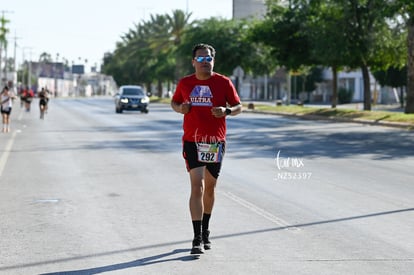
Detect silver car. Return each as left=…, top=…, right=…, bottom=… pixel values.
left=114, top=85, right=149, bottom=113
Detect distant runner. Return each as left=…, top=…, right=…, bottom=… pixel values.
left=38, top=87, right=50, bottom=119
left=1, top=86, right=16, bottom=133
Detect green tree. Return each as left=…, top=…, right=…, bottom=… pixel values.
left=254, top=0, right=403, bottom=110
left=373, top=66, right=407, bottom=107
left=103, top=22, right=154, bottom=86
left=164, top=10, right=193, bottom=89
left=144, top=13, right=176, bottom=95
left=102, top=10, right=192, bottom=95
left=338, top=0, right=395, bottom=111
left=407, top=19, right=414, bottom=113
left=251, top=1, right=313, bottom=71
left=0, top=16, right=7, bottom=43
left=250, top=1, right=316, bottom=103
left=387, top=0, right=414, bottom=113
left=307, top=0, right=351, bottom=107
left=38, top=52, right=53, bottom=62
left=178, top=18, right=266, bottom=77
left=308, top=0, right=405, bottom=108
left=304, top=67, right=324, bottom=93
left=0, top=15, right=10, bottom=84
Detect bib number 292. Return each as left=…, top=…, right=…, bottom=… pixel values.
left=197, top=143, right=223, bottom=163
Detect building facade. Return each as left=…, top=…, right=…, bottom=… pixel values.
left=233, top=0, right=267, bottom=19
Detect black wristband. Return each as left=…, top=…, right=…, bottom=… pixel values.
left=225, top=108, right=232, bottom=116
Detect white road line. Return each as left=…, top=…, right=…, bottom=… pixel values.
left=220, top=191, right=300, bottom=231
left=0, top=110, right=24, bottom=177
left=0, top=131, right=17, bottom=177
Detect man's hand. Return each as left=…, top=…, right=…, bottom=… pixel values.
left=180, top=102, right=191, bottom=114
left=171, top=101, right=191, bottom=114
left=211, top=106, right=226, bottom=118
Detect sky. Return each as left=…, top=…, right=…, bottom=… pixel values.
left=3, top=0, right=232, bottom=72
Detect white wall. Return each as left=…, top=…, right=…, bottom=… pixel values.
left=233, top=0, right=266, bottom=19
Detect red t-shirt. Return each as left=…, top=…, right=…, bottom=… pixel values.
left=173, top=73, right=241, bottom=142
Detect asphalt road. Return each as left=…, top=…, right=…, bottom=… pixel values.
left=0, top=97, right=413, bottom=275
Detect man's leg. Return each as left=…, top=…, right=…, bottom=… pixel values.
left=189, top=166, right=205, bottom=254
left=203, top=168, right=217, bottom=213
left=189, top=166, right=204, bottom=220
left=202, top=168, right=217, bottom=249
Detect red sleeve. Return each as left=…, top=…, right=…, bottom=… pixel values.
left=226, top=78, right=241, bottom=106
left=172, top=80, right=184, bottom=103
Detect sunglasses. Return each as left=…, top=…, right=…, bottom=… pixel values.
left=194, top=56, right=213, bottom=63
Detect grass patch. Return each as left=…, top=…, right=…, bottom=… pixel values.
left=244, top=103, right=414, bottom=125
left=150, top=96, right=171, bottom=104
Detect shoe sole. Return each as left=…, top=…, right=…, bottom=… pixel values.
left=190, top=246, right=204, bottom=255
left=190, top=251, right=204, bottom=257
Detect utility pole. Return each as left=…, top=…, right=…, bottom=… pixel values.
left=54, top=52, right=59, bottom=97
left=22, top=47, right=33, bottom=88
left=12, top=31, right=21, bottom=90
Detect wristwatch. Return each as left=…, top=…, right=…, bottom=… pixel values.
left=225, top=108, right=232, bottom=116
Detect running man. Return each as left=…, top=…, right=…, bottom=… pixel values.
left=171, top=43, right=242, bottom=255
left=38, top=87, right=49, bottom=119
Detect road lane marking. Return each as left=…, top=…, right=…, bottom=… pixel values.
left=0, top=131, right=17, bottom=178
left=34, top=199, right=60, bottom=203
left=220, top=191, right=300, bottom=231
left=0, top=110, right=24, bottom=177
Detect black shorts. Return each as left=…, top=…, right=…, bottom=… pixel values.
left=182, top=141, right=226, bottom=179
left=1, top=106, right=11, bottom=115
left=39, top=99, right=48, bottom=106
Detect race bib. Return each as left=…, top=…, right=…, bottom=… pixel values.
left=197, top=143, right=223, bottom=163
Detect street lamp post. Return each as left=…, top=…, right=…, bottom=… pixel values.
left=54, top=53, right=59, bottom=97
left=13, top=31, right=20, bottom=90
left=22, top=46, right=33, bottom=88
left=28, top=58, right=31, bottom=88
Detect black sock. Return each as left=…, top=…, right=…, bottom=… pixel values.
left=202, top=213, right=211, bottom=232
left=192, top=220, right=202, bottom=239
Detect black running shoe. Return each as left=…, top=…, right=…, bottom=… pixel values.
left=202, top=230, right=211, bottom=250
left=191, top=237, right=204, bottom=255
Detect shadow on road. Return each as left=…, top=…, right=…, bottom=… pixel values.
left=39, top=249, right=195, bottom=275
left=7, top=109, right=413, bottom=160
left=227, top=116, right=414, bottom=160
left=2, top=207, right=413, bottom=274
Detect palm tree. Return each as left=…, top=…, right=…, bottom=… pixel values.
left=167, top=10, right=193, bottom=82
left=0, top=15, right=10, bottom=84
left=102, top=9, right=193, bottom=95
left=167, top=10, right=193, bottom=47
left=38, top=52, right=52, bottom=62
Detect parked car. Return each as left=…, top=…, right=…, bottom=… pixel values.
left=114, top=85, right=149, bottom=113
